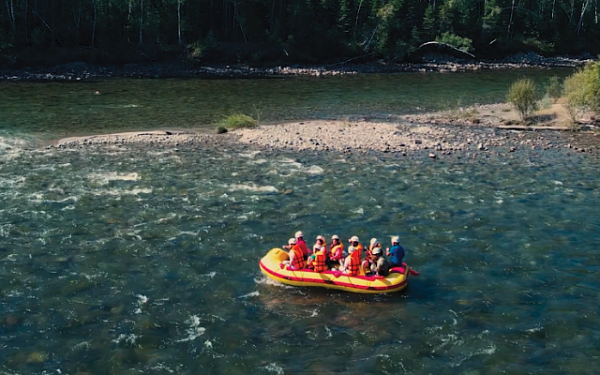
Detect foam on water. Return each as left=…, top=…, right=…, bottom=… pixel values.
left=93, top=187, right=153, bottom=196
left=228, top=183, right=278, bottom=194
left=112, top=333, right=138, bottom=346
left=263, top=363, right=285, bottom=375
left=147, top=363, right=176, bottom=374
left=254, top=276, right=293, bottom=289
left=87, top=172, right=140, bottom=185
left=0, top=135, right=29, bottom=161
left=0, top=224, right=13, bottom=238
left=239, top=151, right=262, bottom=158
left=0, top=176, right=26, bottom=188
left=239, top=291, right=260, bottom=299
left=303, top=165, right=324, bottom=174
left=449, top=344, right=497, bottom=368
left=176, top=315, right=206, bottom=343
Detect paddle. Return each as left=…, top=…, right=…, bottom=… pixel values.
left=409, top=269, right=420, bottom=276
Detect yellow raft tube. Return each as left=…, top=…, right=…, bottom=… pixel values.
left=259, top=248, right=409, bottom=294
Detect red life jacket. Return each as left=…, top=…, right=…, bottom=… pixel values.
left=347, top=251, right=361, bottom=276
left=312, top=250, right=327, bottom=272
left=290, top=245, right=305, bottom=269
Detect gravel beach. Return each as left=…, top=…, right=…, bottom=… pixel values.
left=53, top=115, right=599, bottom=159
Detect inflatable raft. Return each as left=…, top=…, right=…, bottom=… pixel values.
left=259, top=248, right=410, bottom=294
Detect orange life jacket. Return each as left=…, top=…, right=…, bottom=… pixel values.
left=297, top=240, right=310, bottom=257
left=312, top=250, right=327, bottom=272
left=355, top=243, right=364, bottom=260
left=330, top=243, right=344, bottom=260
left=290, top=245, right=305, bottom=269
left=347, top=251, right=361, bottom=276
left=314, top=240, right=327, bottom=255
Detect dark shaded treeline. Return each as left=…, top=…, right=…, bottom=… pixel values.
left=1, top=0, right=600, bottom=66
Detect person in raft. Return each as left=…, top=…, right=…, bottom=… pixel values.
left=307, top=245, right=328, bottom=272
left=313, top=235, right=327, bottom=254
left=295, top=231, right=310, bottom=259
left=282, top=238, right=305, bottom=270
left=328, top=235, right=344, bottom=268
left=386, top=236, right=405, bottom=269
left=363, top=237, right=381, bottom=273
left=340, top=245, right=362, bottom=276
left=348, top=236, right=363, bottom=261
left=369, top=247, right=389, bottom=276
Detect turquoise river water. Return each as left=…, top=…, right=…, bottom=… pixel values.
left=1, top=69, right=600, bottom=375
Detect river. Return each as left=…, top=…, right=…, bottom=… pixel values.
left=2, top=69, right=600, bottom=375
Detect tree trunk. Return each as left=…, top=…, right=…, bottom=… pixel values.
left=139, top=0, right=143, bottom=44
left=354, top=0, right=363, bottom=39
left=177, top=0, right=182, bottom=44
left=482, top=0, right=487, bottom=39
left=507, top=0, right=516, bottom=39
left=91, top=0, right=97, bottom=48
left=576, top=0, right=591, bottom=33
left=270, top=0, right=275, bottom=32
left=6, top=0, right=15, bottom=31
left=24, top=0, right=29, bottom=46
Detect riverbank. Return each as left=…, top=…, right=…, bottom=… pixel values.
left=1, top=53, right=595, bottom=81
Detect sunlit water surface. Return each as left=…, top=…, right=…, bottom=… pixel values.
left=1, top=135, right=600, bottom=374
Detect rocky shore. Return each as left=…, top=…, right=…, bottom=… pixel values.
left=2, top=53, right=595, bottom=81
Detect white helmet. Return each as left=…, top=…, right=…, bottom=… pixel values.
left=288, top=238, right=297, bottom=245
left=295, top=231, right=304, bottom=238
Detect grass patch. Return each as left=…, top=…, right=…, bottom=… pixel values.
left=219, top=113, right=258, bottom=130
left=446, top=107, right=480, bottom=122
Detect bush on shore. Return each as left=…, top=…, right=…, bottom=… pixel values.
left=562, top=61, right=600, bottom=122
left=507, top=78, right=539, bottom=120
left=219, top=114, right=258, bottom=130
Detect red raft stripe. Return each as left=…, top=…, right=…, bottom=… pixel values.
left=260, top=260, right=407, bottom=291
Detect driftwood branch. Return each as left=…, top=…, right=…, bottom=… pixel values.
left=26, top=3, right=64, bottom=46
left=418, top=41, right=475, bottom=58
left=327, top=53, right=374, bottom=68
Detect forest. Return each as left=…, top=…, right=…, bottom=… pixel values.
left=1, top=0, right=600, bottom=67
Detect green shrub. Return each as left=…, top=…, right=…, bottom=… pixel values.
left=219, top=114, right=257, bottom=129
left=546, top=76, right=562, bottom=101
left=435, top=32, right=473, bottom=52
left=507, top=78, right=539, bottom=120
left=562, top=61, right=600, bottom=121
